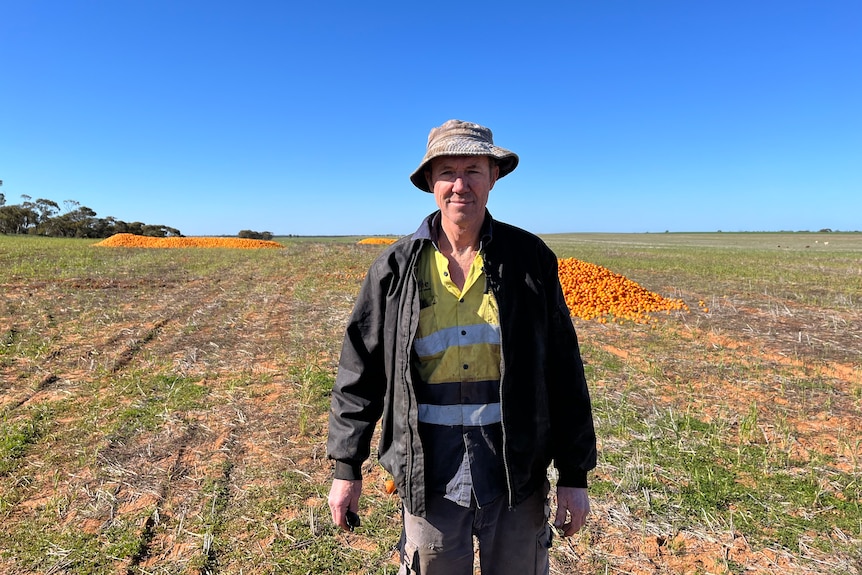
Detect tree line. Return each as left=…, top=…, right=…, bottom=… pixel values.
left=0, top=193, right=182, bottom=238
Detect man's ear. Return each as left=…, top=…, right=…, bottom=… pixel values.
left=489, top=161, right=500, bottom=190
left=425, top=169, right=433, bottom=191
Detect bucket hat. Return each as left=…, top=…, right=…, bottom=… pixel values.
left=410, top=119, right=519, bottom=192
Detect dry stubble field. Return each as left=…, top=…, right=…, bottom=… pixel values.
left=1, top=232, right=860, bottom=574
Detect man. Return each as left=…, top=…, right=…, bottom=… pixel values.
left=327, top=119, right=597, bottom=574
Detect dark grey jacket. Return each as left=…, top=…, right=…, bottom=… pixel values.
left=327, top=211, right=597, bottom=516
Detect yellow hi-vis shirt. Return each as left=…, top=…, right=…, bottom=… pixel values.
left=414, top=243, right=505, bottom=507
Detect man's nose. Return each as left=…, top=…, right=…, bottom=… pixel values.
left=452, top=176, right=468, bottom=193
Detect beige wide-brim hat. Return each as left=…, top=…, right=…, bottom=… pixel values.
left=409, top=119, right=519, bottom=193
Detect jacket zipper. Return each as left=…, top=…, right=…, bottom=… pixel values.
left=404, top=248, right=421, bottom=510
left=489, top=264, right=514, bottom=509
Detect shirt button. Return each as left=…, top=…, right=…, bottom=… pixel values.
left=461, top=330, right=467, bottom=336
left=463, top=364, right=469, bottom=370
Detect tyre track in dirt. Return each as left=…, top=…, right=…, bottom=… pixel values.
left=121, top=436, right=192, bottom=572
left=3, top=272, right=247, bottom=409
left=75, top=414, right=224, bottom=572
left=0, top=317, right=66, bottom=412
left=125, top=274, right=352, bottom=571
left=121, top=416, right=242, bottom=574
left=97, top=270, right=308, bottom=573
left=1, top=273, right=258, bottom=571
left=106, top=317, right=171, bottom=374
left=1, top=277, right=210, bottom=414
left=93, top=275, right=252, bottom=572
left=1, top=373, right=60, bottom=413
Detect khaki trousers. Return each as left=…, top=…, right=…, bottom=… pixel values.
left=398, top=482, right=552, bottom=575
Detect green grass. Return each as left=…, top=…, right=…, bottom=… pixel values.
left=0, top=232, right=859, bottom=574
left=545, top=232, right=862, bottom=308
left=290, top=364, right=336, bottom=436
left=591, top=392, right=861, bottom=550
left=0, top=404, right=56, bottom=476
left=106, top=373, right=209, bottom=440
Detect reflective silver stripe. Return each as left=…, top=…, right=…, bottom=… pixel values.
left=418, top=402, right=502, bottom=426
left=414, top=324, right=501, bottom=358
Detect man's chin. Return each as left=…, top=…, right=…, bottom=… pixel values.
left=444, top=206, right=479, bottom=220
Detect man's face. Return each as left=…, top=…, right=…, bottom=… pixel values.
left=426, top=156, right=499, bottom=230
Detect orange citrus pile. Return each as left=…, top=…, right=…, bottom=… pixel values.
left=94, top=234, right=284, bottom=249
left=558, top=257, right=689, bottom=324
left=357, top=237, right=398, bottom=245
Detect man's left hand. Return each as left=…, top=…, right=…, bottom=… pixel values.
left=553, top=486, right=590, bottom=537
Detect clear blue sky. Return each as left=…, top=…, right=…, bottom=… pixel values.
left=2, top=1, right=860, bottom=236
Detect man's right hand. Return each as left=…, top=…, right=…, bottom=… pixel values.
left=328, top=478, right=363, bottom=531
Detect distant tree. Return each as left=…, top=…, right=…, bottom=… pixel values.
left=238, top=229, right=274, bottom=240
left=66, top=206, right=98, bottom=237
left=141, top=225, right=162, bottom=237
left=107, top=218, right=132, bottom=235
left=93, top=216, right=125, bottom=237
left=34, top=204, right=99, bottom=237
left=0, top=194, right=183, bottom=238
left=0, top=195, right=38, bottom=234
left=34, top=198, right=60, bottom=222
left=0, top=204, right=37, bottom=234
left=141, top=224, right=182, bottom=237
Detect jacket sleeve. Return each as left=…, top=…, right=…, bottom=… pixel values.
left=544, top=250, right=598, bottom=487
left=326, top=264, right=388, bottom=480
